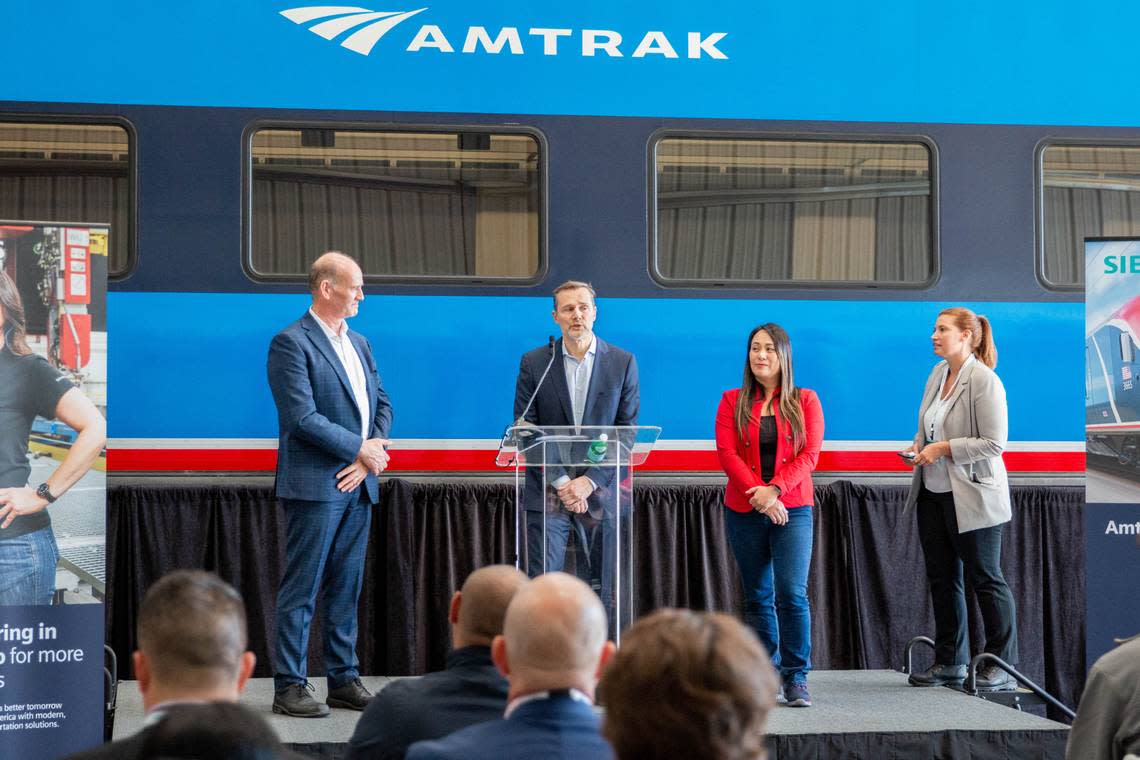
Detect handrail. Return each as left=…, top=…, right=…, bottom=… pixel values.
left=965, top=653, right=1076, bottom=720
left=903, top=635, right=935, bottom=674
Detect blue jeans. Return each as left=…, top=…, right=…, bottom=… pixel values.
left=0, top=526, right=59, bottom=606
left=724, top=506, right=813, bottom=683
left=274, top=493, right=372, bottom=691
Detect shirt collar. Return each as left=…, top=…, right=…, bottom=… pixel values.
left=561, top=334, right=597, bottom=360
left=309, top=307, right=348, bottom=340
left=504, top=688, right=591, bottom=718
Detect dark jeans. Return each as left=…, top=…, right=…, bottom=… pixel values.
left=274, top=492, right=372, bottom=691
left=724, top=505, right=813, bottom=683
left=916, top=487, right=1019, bottom=667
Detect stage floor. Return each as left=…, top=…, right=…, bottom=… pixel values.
left=110, top=670, right=1070, bottom=757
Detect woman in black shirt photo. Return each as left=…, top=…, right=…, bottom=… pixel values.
left=0, top=270, right=105, bottom=606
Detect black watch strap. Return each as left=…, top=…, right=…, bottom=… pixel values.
left=36, top=483, right=57, bottom=504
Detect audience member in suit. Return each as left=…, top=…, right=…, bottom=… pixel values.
left=1066, top=634, right=1140, bottom=760
left=136, top=702, right=297, bottom=760
left=267, top=251, right=394, bottom=717
left=513, top=281, right=639, bottom=609
left=345, top=565, right=529, bottom=760
left=63, top=570, right=257, bottom=760
left=406, top=572, right=616, bottom=760
left=600, top=609, right=779, bottom=760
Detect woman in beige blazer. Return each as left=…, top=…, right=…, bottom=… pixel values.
left=901, top=307, right=1018, bottom=691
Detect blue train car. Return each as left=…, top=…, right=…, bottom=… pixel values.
left=1087, top=296, right=1140, bottom=464
left=3, top=1, right=1124, bottom=478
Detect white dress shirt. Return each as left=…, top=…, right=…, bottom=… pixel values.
left=922, top=353, right=976, bottom=494
left=310, top=308, right=370, bottom=442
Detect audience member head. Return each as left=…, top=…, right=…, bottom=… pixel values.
left=138, top=702, right=287, bottom=760
left=491, top=572, right=613, bottom=701
left=134, top=570, right=256, bottom=711
left=599, top=609, right=779, bottom=760
left=449, top=565, right=529, bottom=649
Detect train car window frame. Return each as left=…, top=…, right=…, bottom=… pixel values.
left=1035, top=138, right=1140, bottom=292
left=0, top=114, right=137, bottom=280
left=241, top=120, right=548, bottom=285
left=647, top=129, right=940, bottom=290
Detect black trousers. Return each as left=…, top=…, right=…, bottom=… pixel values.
left=916, top=487, right=1019, bottom=667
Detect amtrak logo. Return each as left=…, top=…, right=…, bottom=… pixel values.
left=280, top=6, right=728, bottom=59
left=281, top=7, right=428, bottom=55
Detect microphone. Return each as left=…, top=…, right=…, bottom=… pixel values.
left=513, top=336, right=557, bottom=439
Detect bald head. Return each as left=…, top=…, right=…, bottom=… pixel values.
left=308, top=251, right=358, bottom=295
left=453, top=565, right=529, bottom=646
left=497, top=573, right=609, bottom=696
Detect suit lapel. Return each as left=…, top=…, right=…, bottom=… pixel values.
left=550, top=338, right=575, bottom=424
left=350, top=330, right=375, bottom=430
left=582, top=338, right=609, bottom=425
left=301, top=312, right=356, bottom=407
left=942, top=357, right=977, bottom=415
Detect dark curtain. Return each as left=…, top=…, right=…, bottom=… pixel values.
left=106, top=480, right=1084, bottom=716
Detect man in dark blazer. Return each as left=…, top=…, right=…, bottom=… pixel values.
left=63, top=571, right=257, bottom=760
left=513, top=281, right=639, bottom=594
left=406, top=572, right=615, bottom=760
left=267, top=251, right=393, bottom=718
left=345, top=565, right=528, bottom=760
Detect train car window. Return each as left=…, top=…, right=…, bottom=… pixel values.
left=0, top=121, right=132, bottom=277
left=651, top=135, right=935, bottom=287
left=1121, top=332, right=1134, bottom=363
left=1040, top=143, right=1140, bottom=289
left=247, top=127, right=542, bottom=282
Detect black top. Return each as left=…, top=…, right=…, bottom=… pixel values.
left=346, top=645, right=509, bottom=760
left=758, top=415, right=777, bottom=482
left=0, top=346, right=74, bottom=539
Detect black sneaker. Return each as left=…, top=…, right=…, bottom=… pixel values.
left=327, top=677, right=373, bottom=710
left=975, top=664, right=1016, bottom=691
left=784, top=680, right=812, bottom=707
left=273, top=681, right=330, bottom=718
left=908, top=663, right=967, bottom=687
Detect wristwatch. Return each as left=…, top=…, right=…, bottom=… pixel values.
left=772, top=484, right=782, bottom=497
left=35, top=483, right=57, bottom=504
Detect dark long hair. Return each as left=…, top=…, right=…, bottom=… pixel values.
left=734, top=323, right=805, bottom=452
left=0, top=271, right=31, bottom=355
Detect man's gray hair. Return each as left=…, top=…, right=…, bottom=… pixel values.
left=308, top=251, right=356, bottom=294
left=552, top=280, right=596, bottom=308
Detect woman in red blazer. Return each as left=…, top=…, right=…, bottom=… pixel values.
left=715, top=323, right=824, bottom=707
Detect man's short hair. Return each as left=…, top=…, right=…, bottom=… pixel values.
left=551, top=280, right=596, bottom=308
left=137, top=570, right=248, bottom=691
left=308, top=250, right=354, bottom=294
left=600, top=609, right=778, bottom=760
left=138, top=702, right=286, bottom=759
left=457, top=565, right=529, bottom=643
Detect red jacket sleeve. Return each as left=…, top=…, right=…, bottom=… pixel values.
left=770, top=389, right=824, bottom=496
left=715, top=390, right=760, bottom=491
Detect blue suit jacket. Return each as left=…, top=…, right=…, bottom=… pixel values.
left=406, top=692, right=613, bottom=760
left=345, top=646, right=508, bottom=760
left=512, top=337, right=639, bottom=510
left=267, top=311, right=393, bottom=503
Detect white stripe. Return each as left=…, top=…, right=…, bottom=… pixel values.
left=309, top=10, right=399, bottom=40
left=341, top=8, right=427, bottom=54
left=280, top=6, right=374, bottom=24
left=107, top=438, right=1084, bottom=452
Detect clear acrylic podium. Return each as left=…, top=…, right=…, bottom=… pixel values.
left=497, top=424, right=660, bottom=641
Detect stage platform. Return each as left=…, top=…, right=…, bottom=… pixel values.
left=107, top=670, right=1070, bottom=759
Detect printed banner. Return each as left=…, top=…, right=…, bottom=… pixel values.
left=1084, top=237, right=1140, bottom=666
left=0, top=223, right=108, bottom=758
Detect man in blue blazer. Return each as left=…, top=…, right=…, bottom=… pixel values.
left=406, top=572, right=615, bottom=760
left=513, top=281, right=639, bottom=597
left=267, top=252, right=393, bottom=718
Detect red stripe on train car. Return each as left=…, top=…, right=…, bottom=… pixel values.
left=107, top=448, right=1085, bottom=473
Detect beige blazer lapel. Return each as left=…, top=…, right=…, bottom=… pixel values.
left=940, top=358, right=978, bottom=421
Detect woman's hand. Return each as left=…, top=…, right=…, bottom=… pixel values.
left=745, top=484, right=780, bottom=510
left=0, top=487, right=50, bottom=529
left=912, top=441, right=951, bottom=466
left=757, top=499, right=789, bottom=526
